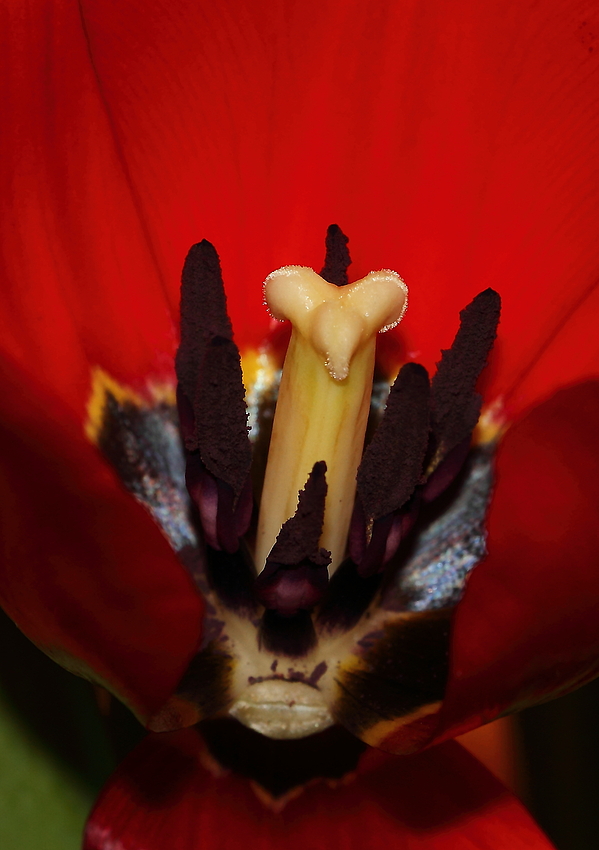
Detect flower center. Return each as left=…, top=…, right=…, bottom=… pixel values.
left=86, top=224, right=502, bottom=746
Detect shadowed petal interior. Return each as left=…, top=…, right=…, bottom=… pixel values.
left=84, top=727, right=554, bottom=849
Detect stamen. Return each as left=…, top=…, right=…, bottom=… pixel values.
left=349, top=362, right=430, bottom=573
left=256, top=462, right=331, bottom=616
left=193, top=336, right=251, bottom=496
left=429, top=288, right=501, bottom=472
left=266, top=461, right=329, bottom=565
left=176, top=240, right=233, bottom=415
left=256, top=263, right=408, bottom=573
left=357, top=362, right=430, bottom=521
left=320, top=224, right=351, bottom=287
left=176, top=241, right=252, bottom=552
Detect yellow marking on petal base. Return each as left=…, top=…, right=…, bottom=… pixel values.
left=357, top=701, right=442, bottom=751
left=240, top=347, right=279, bottom=396
left=85, top=367, right=176, bottom=444
left=85, top=368, right=142, bottom=444
left=241, top=347, right=281, bottom=440
left=256, top=267, right=407, bottom=573
left=474, top=396, right=508, bottom=445
left=146, top=381, right=177, bottom=407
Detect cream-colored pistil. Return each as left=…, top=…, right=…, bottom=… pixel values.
left=256, top=265, right=407, bottom=574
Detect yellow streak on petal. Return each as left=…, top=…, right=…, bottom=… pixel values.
left=85, top=367, right=175, bottom=444
left=474, top=396, right=508, bottom=445
left=357, top=701, right=443, bottom=750
left=85, top=367, right=144, bottom=444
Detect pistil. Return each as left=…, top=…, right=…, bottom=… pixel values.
left=255, top=265, right=408, bottom=573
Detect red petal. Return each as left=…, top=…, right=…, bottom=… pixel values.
left=0, top=2, right=204, bottom=719
left=0, top=356, right=203, bottom=722
left=377, top=381, right=599, bottom=753
left=77, top=0, right=599, bottom=413
left=85, top=729, right=553, bottom=850
left=0, top=0, right=179, bottom=417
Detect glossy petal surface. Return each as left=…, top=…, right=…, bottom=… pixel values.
left=85, top=729, right=553, bottom=849
left=0, top=0, right=180, bottom=410
left=77, top=0, right=599, bottom=416
left=375, top=381, right=599, bottom=753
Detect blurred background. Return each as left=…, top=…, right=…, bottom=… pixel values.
left=1, top=605, right=598, bottom=850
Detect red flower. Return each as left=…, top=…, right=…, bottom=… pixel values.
left=1, top=0, right=598, bottom=847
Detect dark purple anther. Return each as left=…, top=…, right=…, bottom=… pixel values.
left=430, top=288, right=501, bottom=469
left=256, top=462, right=331, bottom=616
left=176, top=240, right=233, bottom=419
left=351, top=363, right=430, bottom=570
left=319, top=224, right=351, bottom=287
left=351, top=504, right=419, bottom=577
left=215, top=477, right=254, bottom=555
left=351, top=292, right=500, bottom=575
left=175, top=242, right=252, bottom=553
left=193, top=335, right=251, bottom=496
left=421, top=437, right=471, bottom=503
left=357, top=362, right=430, bottom=521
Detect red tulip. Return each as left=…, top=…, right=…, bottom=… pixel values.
left=1, top=0, right=598, bottom=847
